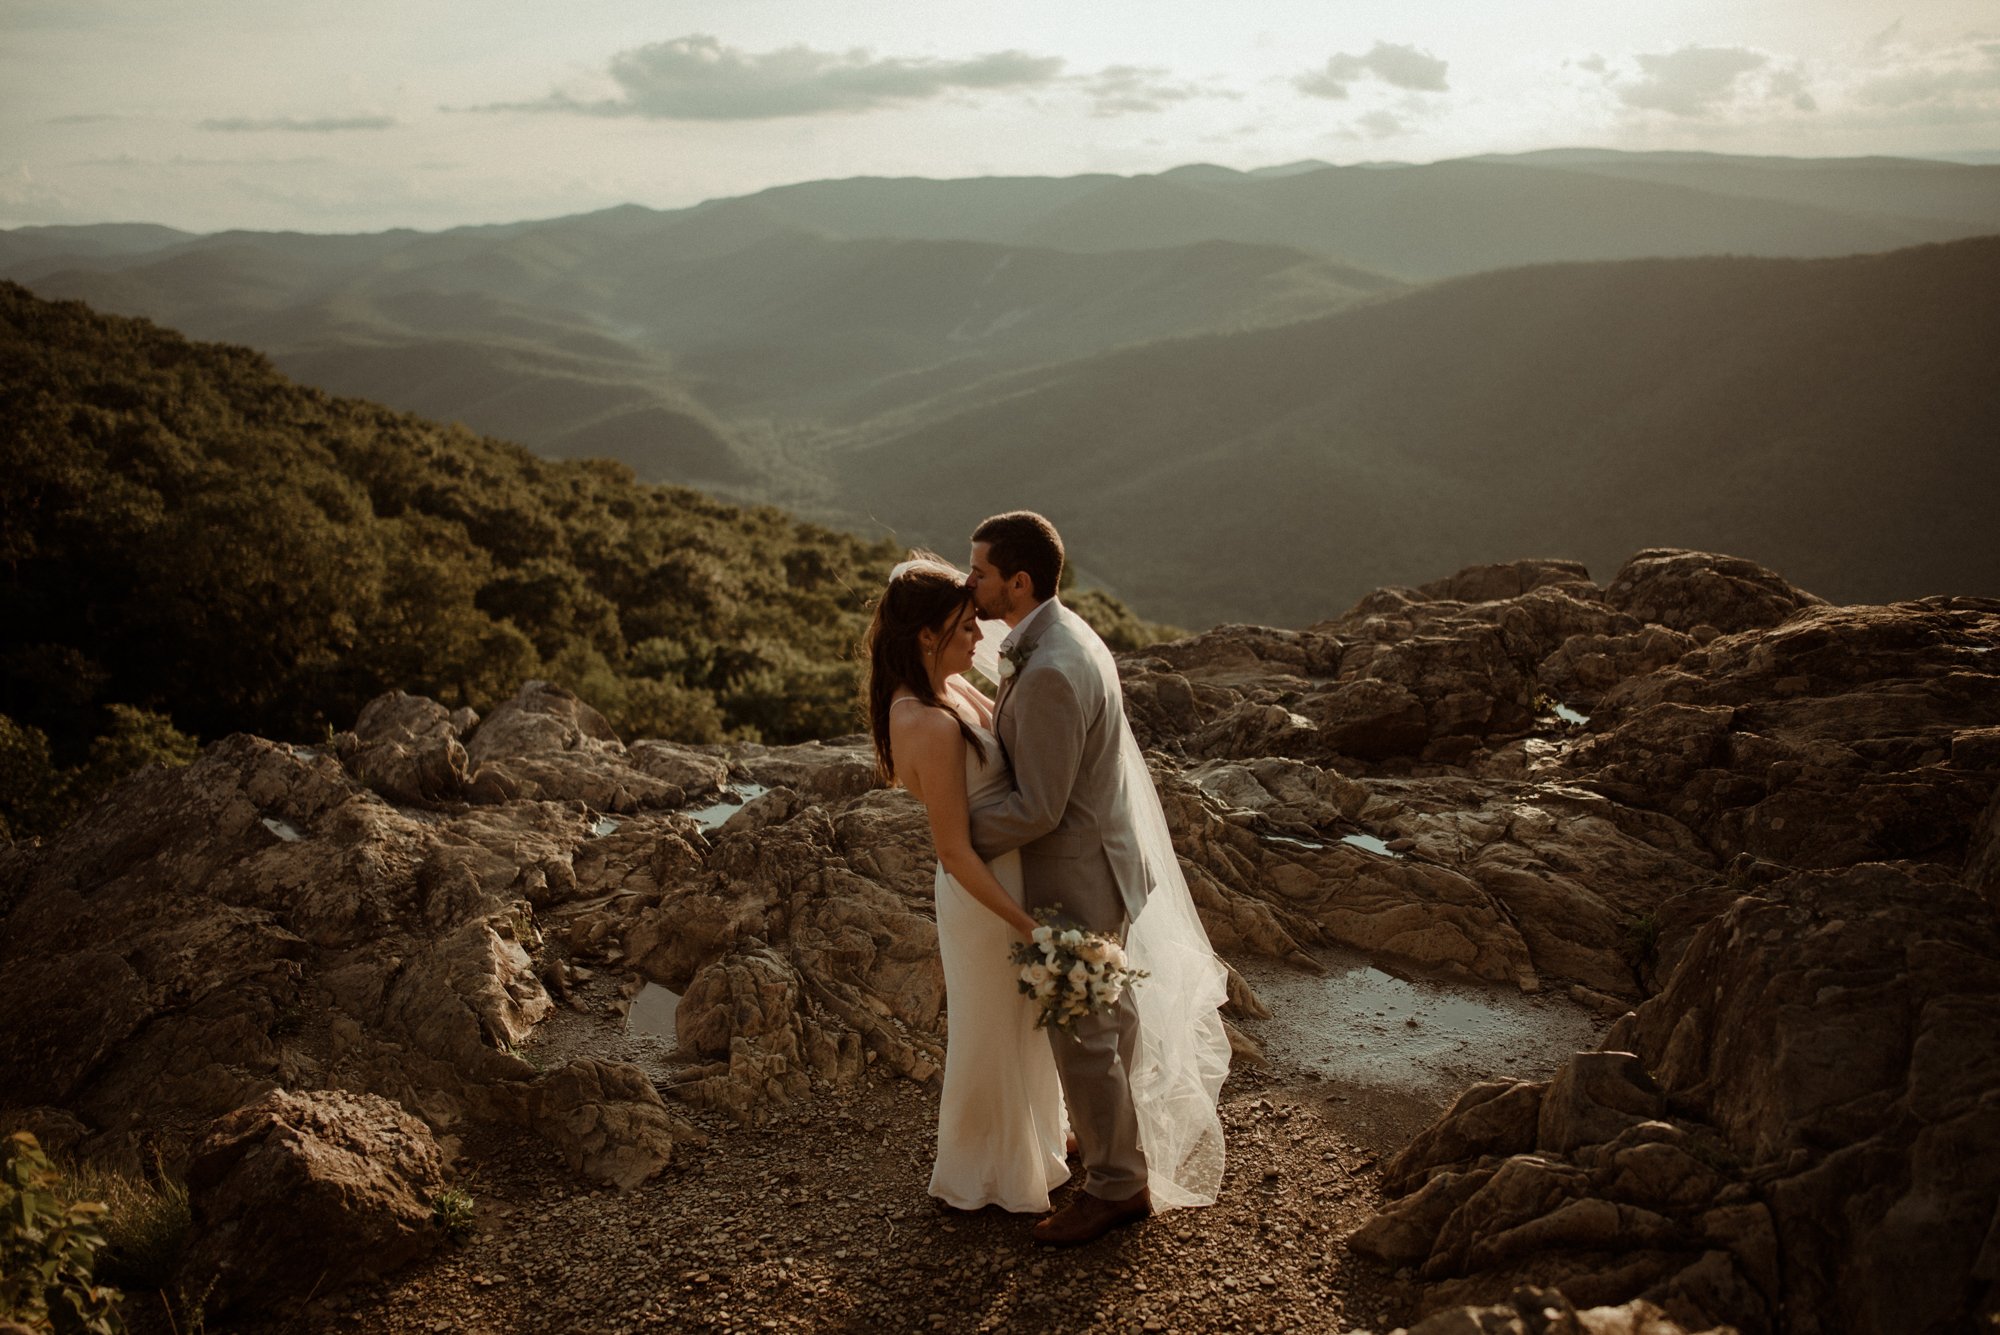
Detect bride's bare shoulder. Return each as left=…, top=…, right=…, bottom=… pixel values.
left=888, top=694, right=964, bottom=743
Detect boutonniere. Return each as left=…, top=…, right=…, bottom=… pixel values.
left=998, top=636, right=1038, bottom=680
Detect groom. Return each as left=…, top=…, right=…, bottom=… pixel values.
left=966, top=510, right=1153, bottom=1245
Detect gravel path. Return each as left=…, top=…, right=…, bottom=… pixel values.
left=163, top=953, right=1600, bottom=1335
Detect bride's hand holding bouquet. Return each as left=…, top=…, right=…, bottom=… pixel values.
left=1010, top=912, right=1148, bottom=1033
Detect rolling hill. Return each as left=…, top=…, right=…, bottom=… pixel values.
left=9, top=150, right=1997, bottom=497
left=10, top=220, right=1398, bottom=487
left=689, top=153, right=2000, bottom=277
left=830, top=236, right=2000, bottom=627
left=7, top=150, right=1996, bottom=631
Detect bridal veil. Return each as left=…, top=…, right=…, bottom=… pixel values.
left=973, top=620, right=1230, bottom=1208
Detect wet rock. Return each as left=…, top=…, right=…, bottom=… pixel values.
left=177, top=1087, right=444, bottom=1315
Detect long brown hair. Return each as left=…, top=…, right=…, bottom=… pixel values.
left=865, top=551, right=987, bottom=783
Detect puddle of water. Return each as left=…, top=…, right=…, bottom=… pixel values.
left=590, top=816, right=621, bottom=837
left=685, top=782, right=771, bottom=831
left=1552, top=703, right=1590, bottom=725
left=261, top=817, right=304, bottom=842
left=1263, top=834, right=1326, bottom=851
left=1236, top=946, right=1603, bottom=1102
left=626, top=983, right=681, bottom=1042
left=1339, top=833, right=1404, bottom=858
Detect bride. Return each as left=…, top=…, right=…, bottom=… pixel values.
left=864, top=550, right=1229, bottom=1220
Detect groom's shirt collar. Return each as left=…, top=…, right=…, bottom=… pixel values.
left=1002, top=597, right=1060, bottom=655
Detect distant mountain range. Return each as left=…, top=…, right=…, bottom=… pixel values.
left=844, top=235, right=2000, bottom=625
left=7, top=149, right=1997, bottom=625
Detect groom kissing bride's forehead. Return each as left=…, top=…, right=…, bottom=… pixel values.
left=966, top=510, right=1063, bottom=628
left=953, top=508, right=1229, bottom=1245
left=865, top=506, right=1225, bottom=1245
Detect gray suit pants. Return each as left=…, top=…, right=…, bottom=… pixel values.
left=1023, top=848, right=1147, bottom=1202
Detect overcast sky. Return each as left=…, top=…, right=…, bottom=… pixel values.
left=5, top=0, right=1997, bottom=233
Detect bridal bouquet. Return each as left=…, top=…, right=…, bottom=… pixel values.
left=1010, top=915, right=1148, bottom=1033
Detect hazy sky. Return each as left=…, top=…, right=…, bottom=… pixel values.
left=5, top=0, right=1997, bottom=233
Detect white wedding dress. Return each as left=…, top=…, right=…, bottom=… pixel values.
left=926, top=643, right=1232, bottom=1213
left=928, top=716, right=1073, bottom=1211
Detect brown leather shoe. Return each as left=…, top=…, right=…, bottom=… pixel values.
left=1031, top=1187, right=1151, bottom=1246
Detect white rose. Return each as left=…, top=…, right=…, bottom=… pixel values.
left=1067, top=962, right=1088, bottom=985
left=997, top=658, right=1016, bottom=679
left=1077, top=938, right=1109, bottom=965
left=1027, top=964, right=1051, bottom=986
left=1059, top=930, right=1084, bottom=950
left=1031, top=925, right=1053, bottom=944
left=1103, top=942, right=1127, bottom=969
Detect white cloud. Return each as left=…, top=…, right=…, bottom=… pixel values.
left=1854, top=38, right=2000, bottom=116
left=490, top=34, right=1067, bottom=120
left=1355, top=110, right=1413, bottom=138
left=1617, top=46, right=1768, bottom=116
left=1297, top=43, right=1449, bottom=100
left=1082, top=65, right=1222, bottom=117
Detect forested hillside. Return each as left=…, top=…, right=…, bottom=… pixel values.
left=0, top=284, right=908, bottom=834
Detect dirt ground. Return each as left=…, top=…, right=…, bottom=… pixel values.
left=125, top=952, right=1601, bottom=1335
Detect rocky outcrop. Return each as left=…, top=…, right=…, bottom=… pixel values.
left=1, top=546, right=1994, bottom=1330
left=459, top=681, right=690, bottom=810
left=336, top=691, right=476, bottom=806
left=0, top=716, right=710, bottom=1179
left=1353, top=861, right=2000, bottom=1334
left=1572, top=598, right=2000, bottom=869
left=1604, top=550, right=1825, bottom=637
left=1122, top=550, right=1830, bottom=772
left=176, top=1088, right=444, bottom=1316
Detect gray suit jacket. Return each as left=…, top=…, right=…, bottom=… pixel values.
left=969, top=600, right=1151, bottom=927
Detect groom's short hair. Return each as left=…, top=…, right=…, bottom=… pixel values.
left=973, top=511, right=1064, bottom=601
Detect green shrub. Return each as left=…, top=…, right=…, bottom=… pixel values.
left=1064, top=587, right=1184, bottom=653
left=0, top=707, right=197, bottom=843
left=0, top=1130, right=125, bottom=1335
left=52, top=1151, right=191, bottom=1296
left=430, top=1186, right=476, bottom=1244
left=0, top=715, right=64, bottom=843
